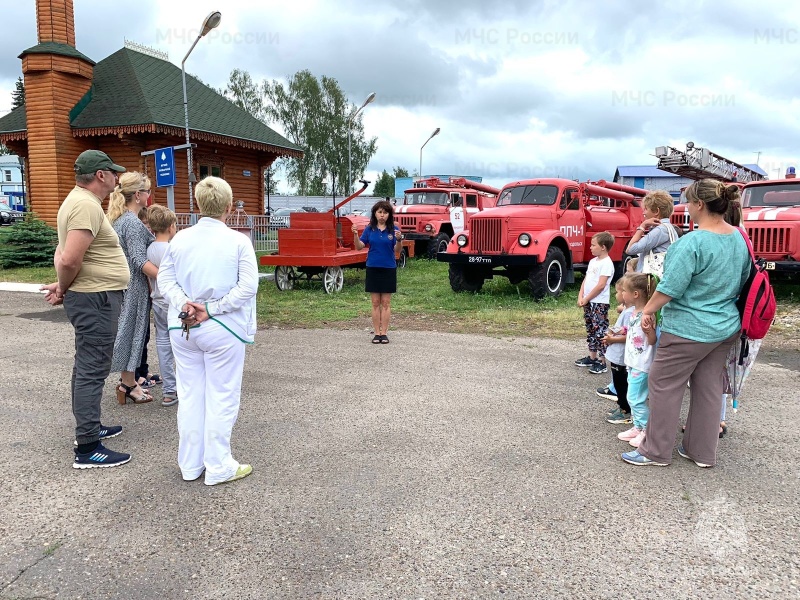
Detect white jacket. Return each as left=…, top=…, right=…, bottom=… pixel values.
left=158, top=218, right=258, bottom=343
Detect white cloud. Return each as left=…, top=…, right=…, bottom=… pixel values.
left=1, top=0, right=798, bottom=189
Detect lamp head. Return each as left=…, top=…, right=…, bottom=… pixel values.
left=201, top=11, right=222, bottom=37
left=363, top=92, right=376, bottom=108
left=432, top=127, right=441, bottom=137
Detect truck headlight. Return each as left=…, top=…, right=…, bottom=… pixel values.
left=518, top=233, right=531, bottom=247
left=424, top=224, right=433, bottom=232
left=457, top=234, right=468, bottom=247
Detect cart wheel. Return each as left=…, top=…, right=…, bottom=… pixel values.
left=275, top=265, right=295, bottom=291
left=396, top=248, right=408, bottom=269
left=323, top=266, right=344, bottom=294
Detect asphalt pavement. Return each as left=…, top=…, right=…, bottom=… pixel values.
left=0, top=288, right=798, bottom=599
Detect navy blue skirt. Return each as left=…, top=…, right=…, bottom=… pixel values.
left=365, top=267, right=397, bottom=293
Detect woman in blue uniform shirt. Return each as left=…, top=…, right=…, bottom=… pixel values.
left=351, top=199, right=402, bottom=344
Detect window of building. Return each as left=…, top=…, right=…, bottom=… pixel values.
left=3, top=170, right=11, bottom=182
left=199, top=165, right=221, bottom=179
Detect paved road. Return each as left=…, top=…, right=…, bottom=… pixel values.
left=0, top=289, right=798, bottom=599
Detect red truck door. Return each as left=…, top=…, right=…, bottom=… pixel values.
left=557, top=187, right=585, bottom=260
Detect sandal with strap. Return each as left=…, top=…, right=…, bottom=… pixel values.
left=117, top=383, right=153, bottom=405
left=138, top=373, right=162, bottom=389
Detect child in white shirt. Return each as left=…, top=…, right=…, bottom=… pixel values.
left=574, top=232, right=615, bottom=374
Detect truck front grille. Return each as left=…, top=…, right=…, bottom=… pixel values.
left=671, top=211, right=692, bottom=232
left=747, top=226, right=791, bottom=254
left=471, top=218, right=503, bottom=253
left=398, top=216, right=417, bottom=231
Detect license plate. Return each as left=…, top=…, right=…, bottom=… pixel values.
left=766, top=262, right=776, bottom=270
left=468, top=256, right=493, bottom=264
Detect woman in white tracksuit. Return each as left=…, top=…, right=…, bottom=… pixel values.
left=158, top=176, right=258, bottom=486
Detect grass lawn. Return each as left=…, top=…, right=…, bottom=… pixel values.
left=2, top=256, right=798, bottom=342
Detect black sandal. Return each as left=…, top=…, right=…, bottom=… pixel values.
left=380, top=335, right=389, bottom=344
left=116, top=383, right=153, bottom=405
left=372, top=335, right=381, bottom=344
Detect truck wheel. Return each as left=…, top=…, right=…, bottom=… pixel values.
left=396, top=248, right=408, bottom=269
left=427, top=233, right=451, bottom=259
left=528, top=247, right=566, bottom=299
left=449, top=264, right=484, bottom=293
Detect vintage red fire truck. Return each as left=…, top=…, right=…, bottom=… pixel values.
left=437, top=178, right=646, bottom=299
left=659, top=144, right=799, bottom=275
left=395, top=177, right=499, bottom=259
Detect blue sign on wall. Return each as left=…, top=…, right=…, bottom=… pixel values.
left=155, top=147, right=176, bottom=188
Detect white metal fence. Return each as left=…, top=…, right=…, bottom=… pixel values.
left=175, top=213, right=278, bottom=253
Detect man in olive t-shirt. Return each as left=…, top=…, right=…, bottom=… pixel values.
left=42, top=150, right=132, bottom=469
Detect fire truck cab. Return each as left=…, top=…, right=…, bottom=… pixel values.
left=438, top=178, right=645, bottom=299
left=396, top=177, right=498, bottom=259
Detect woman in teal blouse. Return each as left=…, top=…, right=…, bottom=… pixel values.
left=622, top=179, right=750, bottom=468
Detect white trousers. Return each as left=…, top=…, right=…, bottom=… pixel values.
left=170, top=320, right=246, bottom=485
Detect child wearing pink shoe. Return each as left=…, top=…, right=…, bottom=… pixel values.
left=618, top=273, right=658, bottom=448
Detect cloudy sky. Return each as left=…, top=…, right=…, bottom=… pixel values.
left=2, top=0, right=799, bottom=192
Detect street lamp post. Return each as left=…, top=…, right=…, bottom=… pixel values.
left=182, top=10, right=222, bottom=214
left=347, top=92, right=376, bottom=194
left=419, top=127, right=440, bottom=178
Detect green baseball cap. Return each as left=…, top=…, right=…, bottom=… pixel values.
left=73, top=150, right=126, bottom=175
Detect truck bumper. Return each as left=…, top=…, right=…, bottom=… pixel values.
left=436, top=252, right=539, bottom=267
left=404, top=232, right=432, bottom=241
left=764, top=260, right=800, bottom=273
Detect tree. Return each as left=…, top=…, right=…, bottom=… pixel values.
left=224, top=69, right=377, bottom=197
left=0, top=213, right=58, bottom=268
left=373, top=170, right=394, bottom=197
left=393, top=167, right=409, bottom=178
left=11, top=77, right=25, bottom=109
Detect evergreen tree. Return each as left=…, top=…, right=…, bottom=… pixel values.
left=0, top=213, right=58, bottom=268
left=373, top=170, right=394, bottom=197
left=11, top=76, right=25, bottom=109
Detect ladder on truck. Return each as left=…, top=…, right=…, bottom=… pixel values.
left=655, top=143, right=765, bottom=183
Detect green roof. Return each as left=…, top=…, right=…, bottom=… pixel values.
left=19, top=41, right=95, bottom=65
left=70, top=48, right=301, bottom=155
left=0, top=105, right=27, bottom=134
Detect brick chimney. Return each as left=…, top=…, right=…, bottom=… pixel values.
left=20, top=0, right=94, bottom=224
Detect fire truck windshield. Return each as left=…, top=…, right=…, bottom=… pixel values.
left=497, top=185, right=558, bottom=206
left=404, top=192, right=449, bottom=206
left=742, top=183, right=800, bottom=208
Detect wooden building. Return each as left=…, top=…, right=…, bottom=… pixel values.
left=0, top=0, right=302, bottom=225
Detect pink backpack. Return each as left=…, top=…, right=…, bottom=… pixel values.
left=735, top=228, right=776, bottom=361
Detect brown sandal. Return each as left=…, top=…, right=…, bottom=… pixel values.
left=117, top=383, right=153, bottom=405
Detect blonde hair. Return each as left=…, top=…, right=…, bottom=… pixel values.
left=147, top=204, right=177, bottom=233
left=195, top=176, right=233, bottom=218
left=107, top=172, right=150, bottom=223
left=626, top=256, right=638, bottom=272
left=624, top=273, right=656, bottom=300
left=685, top=179, right=740, bottom=216
left=643, top=190, right=674, bottom=219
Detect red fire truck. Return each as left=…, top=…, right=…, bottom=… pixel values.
left=660, top=144, right=799, bottom=275
left=396, top=177, right=499, bottom=259
left=437, top=178, right=646, bottom=299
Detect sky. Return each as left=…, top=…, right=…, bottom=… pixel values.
left=1, top=0, right=799, bottom=193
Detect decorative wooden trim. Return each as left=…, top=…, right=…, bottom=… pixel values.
left=0, top=132, right=28, bottom=143
left=72, top=124, right=303, bottom=158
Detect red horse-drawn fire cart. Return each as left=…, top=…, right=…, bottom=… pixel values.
left=259, top=181, right=414, bottom=293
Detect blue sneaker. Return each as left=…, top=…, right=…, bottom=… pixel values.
left=677, top=445, right=712, bottom=468
left=73, top=424, right=122, bottom=446
left=574, top=356, right=597, bottom=367
left=606, top=409, right=632, bottom=424
left=621, top=450, right=668, bottom=466
left=73, top=443, right=131, bottom=469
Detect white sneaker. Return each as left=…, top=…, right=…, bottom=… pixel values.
left=629, top=430, right=646, bottom=447
left=618, top=426, right=641, bottom=442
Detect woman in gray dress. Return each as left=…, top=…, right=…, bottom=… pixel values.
left=108, top=172, right=156, bottom=404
